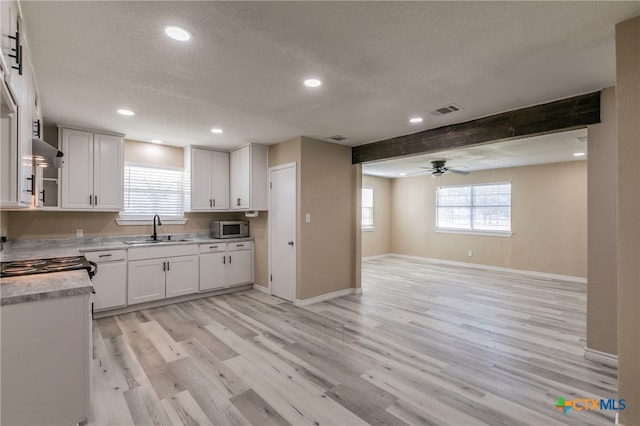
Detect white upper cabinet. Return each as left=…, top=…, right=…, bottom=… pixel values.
left=184, top=146, right=229, bottom=211
left=230, top=143, right=268, bottom=211
left=60, top=127, right=123, bottom=210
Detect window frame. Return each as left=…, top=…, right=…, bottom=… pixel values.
left=116, top=162, right=187, bottom=226
left=435, top=182, right=512, bottom=237
left=361, top=186, right=374, bottom=231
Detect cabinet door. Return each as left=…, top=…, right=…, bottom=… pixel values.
left=211, top=150, right=229, bottom=210
left=128, top=258, right=165, bottom=305
left=61, top=128, right=93, bottom=209
left=191, top=148, right=213, bottom=210
left=1, top=2, right=20, bottom=101
left=17, top=45, right=33, bottom=205
left=93, top=133, right=123, bottom=210
left=199, top=252, right=227, bottom=291
left=230, top=146, right=249, bottom=209
left=227, top=249, right=252, bottom=286
left=165, top=255, right=199, bottom=298
left=91, top=261, right=127, bottom=311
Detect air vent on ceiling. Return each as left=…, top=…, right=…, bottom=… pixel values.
left=431, top=103, right=462, bottom=116
left=326, top=135, right=347, bottom=142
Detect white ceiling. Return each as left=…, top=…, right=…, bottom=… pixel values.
left=362, top=128, right=588, bottom=178
left=20, top=1, right=640, bottom=152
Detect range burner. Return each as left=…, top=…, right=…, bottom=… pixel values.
left=0, top=256, right=96, bottom=278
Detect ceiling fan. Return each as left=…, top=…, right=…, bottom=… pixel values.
left=420, top=159, right=470, bottom=176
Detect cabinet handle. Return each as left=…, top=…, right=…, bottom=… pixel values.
left=95, top=195, right=98, bottom=206
left=8, top=31, right=22, bottom=75
left=212, top=199, right=216, bottom=207
left=89, top=195, right=93, bottom=206
left=98, top=254, right=112, bottom=258
left=167, top=261, right=170, bottom=271
left=209, top=199, right=212, bottom=207
left=237, top=198, right=241, bottom=206
left=236, top=244, right=244, bottom=247
left=209, top=245, right=218, bottom=249
left=40, top=189, right=45, bottom=203
left=229, top=255, right=232, bottom=264
left=162, top=261, right=166, bottom=271
left=26, top=175, right=34, bottom=194
left=223, top=256, right=226, bottom=264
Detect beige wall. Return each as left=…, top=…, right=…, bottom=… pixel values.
left=391, top=161, right=587, bottom=278
left=586, top=87, right=617, bottom=356
left=299, top=137, right=355, bottom=300
left=616, top=15, right=640, bottom=426
left=362, top=174, right=392, bottom=257
left=125, top=140, right=183, bottom=169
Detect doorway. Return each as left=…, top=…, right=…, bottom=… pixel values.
left=269, top=162, right=296, bottom=302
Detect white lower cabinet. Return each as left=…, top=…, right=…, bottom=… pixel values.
left=128, top=245, right=199, bottom=305
left=84, top=249, right=127, bottom=311
left=199, top=241, right=252, bottom=291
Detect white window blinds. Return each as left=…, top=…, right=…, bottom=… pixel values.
left=436, top=183, right=511, bottom=232
left=121, top=164, right=184, bottom=218
left=362, top=187, right=374, bottom=228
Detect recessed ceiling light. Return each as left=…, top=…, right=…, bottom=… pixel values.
left=165, top=26, right=191, bottom=41
left=304, top=78, right=322, bottom=88
left=117, top=109, right=135, bottom=116
left=151, top=139, right=163, bottom=144
left=573, top=152, right=586, bottom=157
left=409, top=117, right=423, bottom=124
left=211, top=128, right=224, bottom=134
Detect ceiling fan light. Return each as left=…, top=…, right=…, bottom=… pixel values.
left=432, top=171, right=443, bottom=177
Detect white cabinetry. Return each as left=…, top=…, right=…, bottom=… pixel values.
left=199, top=240, right=252, bottom=291
left=184, top=146, right=229, bottom=211
left=1, top=293, right=91, bottom=425
left=60, top=127, right=124, bottom=210
left=84, top=249, right=127, bottom=311
left=230, top=144, right=268, bottom=211
left=128, top=244, right=199, bottom=305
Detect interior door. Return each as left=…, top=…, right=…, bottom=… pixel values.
left=269, top=163, right=296, bottom=302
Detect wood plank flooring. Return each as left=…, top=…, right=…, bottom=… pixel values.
left=90, top=256, right=617, bottom=425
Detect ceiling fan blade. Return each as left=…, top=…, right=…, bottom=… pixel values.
left=448, top=168, right=470, bottom=175
left=420, top=167, right=436, bottom=171
left=405, top=170, right=430, bottom=176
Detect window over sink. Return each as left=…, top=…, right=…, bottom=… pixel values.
left=117, top=164, right=187, bottom=225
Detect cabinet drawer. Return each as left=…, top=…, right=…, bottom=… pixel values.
left=228, top=241, right=252, bottom=251
left=199, top=243, right=226, bottom=254
left=128, top=244, right=198, bottom=261
left=84, top=249, right=127, bottom=263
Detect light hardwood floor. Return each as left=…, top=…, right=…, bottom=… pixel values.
left=90, top=256, right=617, bottom=425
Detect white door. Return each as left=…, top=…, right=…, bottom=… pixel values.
left=227, top=249, right=252, bottom=286
left=211, top=150, right=229, bottom=209
left=165, top=255, right=199, bottom=298
left=128, top=258, right=165, bottom=305
left=269, top=163, right=296, bottom=302
left=199, top=251, right=227, bottom=291
left=61, top=128, right=93, bottom=209
left=191, top=148, right=213, bottom=210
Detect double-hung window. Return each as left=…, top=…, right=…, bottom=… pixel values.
left=436, top=183, right=511, bottom=234
left=118, top=164, right=186, bottom=224
left=362, top=187, right=374, bottom=230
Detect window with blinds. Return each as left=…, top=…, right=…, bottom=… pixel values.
left=362, top=187, right=374, bottom=229
left=436, top=183, right=511, bottom=232
left=121, top=164, right=184, bottom=218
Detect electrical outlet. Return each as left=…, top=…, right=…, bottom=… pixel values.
left=467, top=249, right=473, bottom=257
left=76, top=229, right=84, bottom=238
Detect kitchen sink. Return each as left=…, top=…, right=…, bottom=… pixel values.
left=124, top=238, right=192, bottom=245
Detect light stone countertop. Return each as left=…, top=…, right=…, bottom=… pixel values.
left=0, top=270, right=93, bottom=306
left=0, top=233, right=253, bottom=305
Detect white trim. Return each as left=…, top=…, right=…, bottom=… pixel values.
left=584, top=347, right=618, bottom=367
left=252, top=284, right=270, bottom=294
left=435, top=229, right=513, bottom=238
left=362, top=254, right=392, bottom=261
left=116, top=218, right=187, bottom=226
left=384, top=254, right=587, bottom=284
left=295, top=288, right=354, bottom=307
left=352, top=288, right=363, bottom=295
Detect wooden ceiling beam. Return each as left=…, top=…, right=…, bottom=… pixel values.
left=352, top=91, right=601, bottom=164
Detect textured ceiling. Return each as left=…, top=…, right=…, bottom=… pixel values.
left=20, top=1, right=640, bottom=152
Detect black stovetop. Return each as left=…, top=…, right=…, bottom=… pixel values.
left=0, top=256, right=93, bottom=278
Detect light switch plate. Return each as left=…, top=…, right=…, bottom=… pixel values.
left=305, top=213, right=311, bottom=223
left=76, top=229, right=83, bottom=238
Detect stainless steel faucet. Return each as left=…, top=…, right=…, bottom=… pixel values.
left=152, top=214, right=162, bottom=240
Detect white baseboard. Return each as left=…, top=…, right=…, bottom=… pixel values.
left=584, top=347, right=618, bottom=367
left=295, top=288, right=360, bottom=307
left=361, top=254, right=392, bottom=261
left=252, top=284, right=270, bottom=294
left=382, top=254, right=587, bottom=284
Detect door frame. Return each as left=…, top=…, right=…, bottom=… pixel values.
left=268, top=162, right=297, bottom=301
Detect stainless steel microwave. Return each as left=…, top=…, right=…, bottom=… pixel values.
left=210, top=220, right=249, bottom=239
